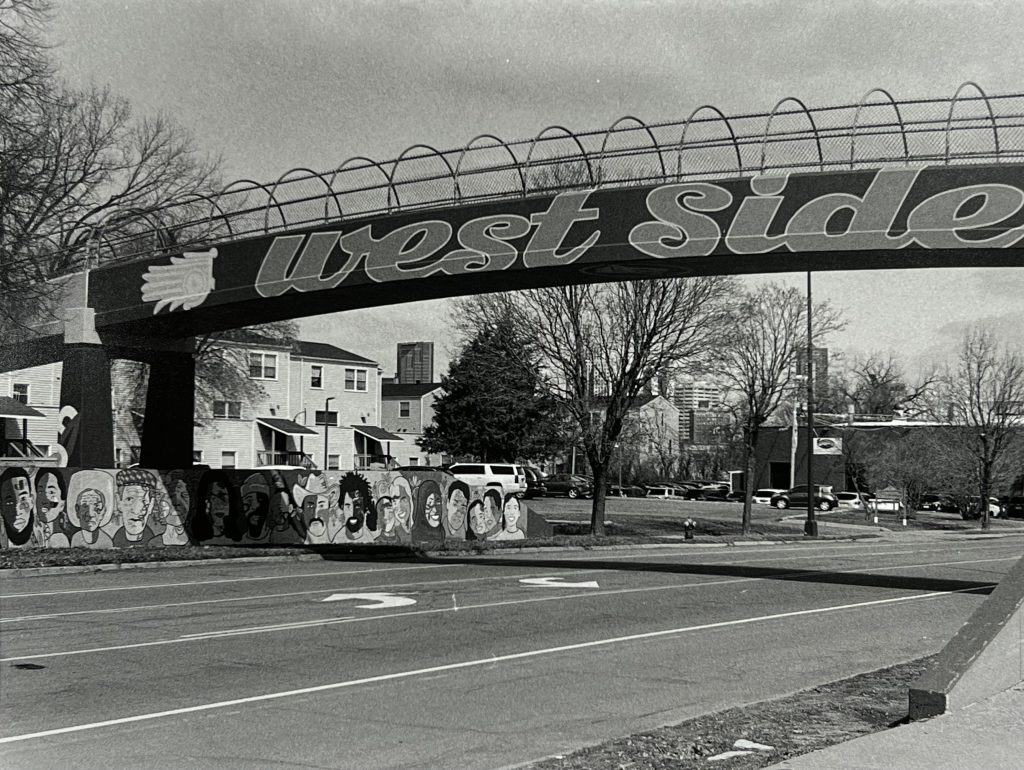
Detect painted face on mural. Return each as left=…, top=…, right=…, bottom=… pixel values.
left=424, top=492, right=441, bottom=527
left=118, top=483, right=153, bottom=536
left=2, top=474, right=33, bottom=532
left=342, top=492, right=360, bottom=532
left=503, top=496, right=521, bottom=529
left=169, top=479, right=190, bottom=524
left=377, top=496, right=396, bottom=531
left=446, top=489, right=467, bottom=531
left=36, top=472, right=65, bottom=523
left=206, top=481, right=230, bottom=535
left=468, top=500, right=496, bottom=536
left=76, top=489, right=107, bottom=532
left=302, top=495, right=329, bottom=538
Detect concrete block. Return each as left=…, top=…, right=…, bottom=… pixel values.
left=909, top=551, right=1024, bottom=719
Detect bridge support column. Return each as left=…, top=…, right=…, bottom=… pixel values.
left=58, top=308, right=114, bottom=468
left=138, top=346, right=196, bottom=468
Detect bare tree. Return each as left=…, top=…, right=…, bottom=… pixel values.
left=717, top=283, right=845, bottom=534
left=936, top=327, right=1024, bottom=529
left=825, top=352, right=936, bottom=416
left=1, top=0, right=221, bottom=339
left=458, top=275, right=738, bottom=534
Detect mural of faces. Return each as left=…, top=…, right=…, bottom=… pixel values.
left=240, top=473, right=271, bottom=539
left=1, top=468, right=35, bottom=545
left=503, top=494, right=522, bottom=531
left=302, top=494, right=330, bottom=542
left=76, top=489, right=107, bottom=532
left=35, top=471, right=66, bottom=524
left=389, top=476, right=414, bottom=533
left=444, top=483, right=469, bottom=539
left=467, top=500, right=496, bottom=538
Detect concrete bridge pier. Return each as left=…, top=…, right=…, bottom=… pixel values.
left=58, top=307, right=115, bottom=468
left=137, top=345, right=195, bottom=468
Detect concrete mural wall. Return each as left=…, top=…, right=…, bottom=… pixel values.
left=0, top=466, right=546, bottom=550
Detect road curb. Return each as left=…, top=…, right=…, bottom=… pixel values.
left=4, top=552, right=326, bottom=578
left=0, top=532, right=890, bottom=577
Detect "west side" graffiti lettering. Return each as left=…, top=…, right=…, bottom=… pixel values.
left=254, top=168, right=1024, bottom=298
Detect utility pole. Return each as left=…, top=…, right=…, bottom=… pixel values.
left=323, top=396, right=335, bottom=470
left=805, top=271, right=818, bottom=537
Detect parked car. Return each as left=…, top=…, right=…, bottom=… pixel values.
left=645, top=485, right=681, bottom=501
left=917, top=493, right=960, bottom=514
left=1002, top=496, right=1024, bottom=519
left=835, top=491, right=872, bottom=510
left=684, top=486, right=730, bottom=501
left=770, top=485, right=838, bottom=511
left=522, top=467, right=548, bottom=499
left=608, top=483, right=647, bottom=497
left=446, top=462, right=528, bottom=496
left=726, top=491, right=746, bottom=502
left=752, top=488, right=786, bottom=505
left=545, top=473, right=593, bottom=499
left=962, top=496, right=1004, bottom=519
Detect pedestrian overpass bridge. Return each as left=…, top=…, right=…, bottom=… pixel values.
left=5, top=84, right=1023, bottom=467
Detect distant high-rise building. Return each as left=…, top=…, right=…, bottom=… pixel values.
left=396, top=342, right=434, bottom=384
left=674, top=381, right=726, bottom=445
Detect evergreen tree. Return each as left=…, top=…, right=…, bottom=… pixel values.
left=420, top=317, right=565, bottom=462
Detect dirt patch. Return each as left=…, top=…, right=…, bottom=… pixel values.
left=527, top=656, right=936, bottom=769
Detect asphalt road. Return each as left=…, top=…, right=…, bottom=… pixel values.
left=2, top=530, right=1022, bottom=769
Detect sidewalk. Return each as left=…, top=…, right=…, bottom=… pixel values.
left=765, top=683, right=1024, bottom=769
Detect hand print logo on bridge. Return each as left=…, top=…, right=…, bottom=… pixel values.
left=141, top=248, right=218, bottom=314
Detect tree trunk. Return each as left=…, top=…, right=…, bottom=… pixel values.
left=741, top=423, right=758, bottom=535
left=590, top=462, right=608, bottom=536
left=980, top=455, right=993, bottom=531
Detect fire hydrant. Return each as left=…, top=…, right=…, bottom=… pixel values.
left=683, top=518, right=696, bottom=540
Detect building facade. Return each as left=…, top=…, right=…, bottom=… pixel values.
left=380, top=381, right=447, bottom=467
left=2, top=339, right=405, bottom=471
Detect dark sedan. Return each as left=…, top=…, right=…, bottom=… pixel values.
left=545, top=473, right=593, bottom=499
left=522, top=467, right=548, bottom=499
left=770, top=485, right=838, bottom=511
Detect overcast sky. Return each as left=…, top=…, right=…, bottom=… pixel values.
left=47, top=0, right=1023, bottom=378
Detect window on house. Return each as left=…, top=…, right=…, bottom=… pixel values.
left=310, top=365, right=323, bottom=389
left=193, top=450, right=204, bottom=464
left=213, top=400, right=242, bottom=419
left=399, top=401, right=410, bottom=418
left=314, top=410, right=338, bottom=426
left=327, top=454, right=340, bottom=470
left=344, top=368, right=367, bottom=392
left=12, top=383, right=29, bottom=403
left=221, top=451, right=236, bottom=469
left=248, top=352, right=278, bottom=379
left=406, top=457, right=419, bottom=466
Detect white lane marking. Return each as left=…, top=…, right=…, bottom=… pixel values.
left=321, top=593, right=416, bottom=608
left=1, top=563, right=460, bottom=599
left=1, top=570, right=602, bottom=623
left=520, top=577, right=600, bottom=588
left=0, top=589, right=970, bottom=745
left=2, top=551, right=1012, bottom=626
left=3, top=554, right=1008, bottom=663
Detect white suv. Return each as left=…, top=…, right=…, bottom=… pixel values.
left=446, top=463, right=528, bottom=497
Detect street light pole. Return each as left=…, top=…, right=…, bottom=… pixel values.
left=805, top=270, right=818, bottom=537
left=323, top=396, right=334, bottom=470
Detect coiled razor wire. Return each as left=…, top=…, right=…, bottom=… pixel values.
left=18, top=84, right=1024, bottom=272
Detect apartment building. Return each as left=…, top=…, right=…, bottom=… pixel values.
left=1, top=339, right=405, bottom=471
left=380, top=380, right=447, bottom=467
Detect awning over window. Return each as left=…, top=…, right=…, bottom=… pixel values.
left=0, top=397, right=45, bottom=420
left=255, top=417, right=318, bottom=437
left=350, top=425, right=404, bottom=443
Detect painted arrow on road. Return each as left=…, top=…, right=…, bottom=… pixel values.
left=519, top=577, right=600, bottom=588
left=321, top=593, right=417, bottom=608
